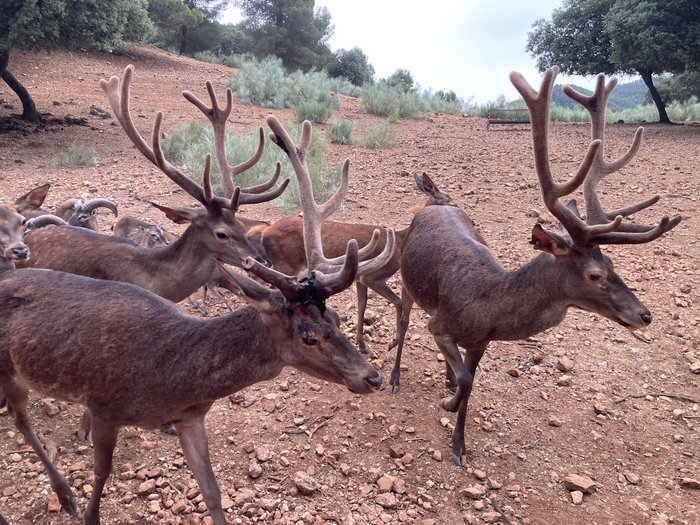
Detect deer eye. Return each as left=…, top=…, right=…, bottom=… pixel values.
left=215, top=231, right=228, bottom=240
left=300, top=323, right=318, bottom=346
left=588, top=272, right=603, bottom=282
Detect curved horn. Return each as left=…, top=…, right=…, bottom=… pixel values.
left=81, top=199, right=118, bottom=217
left=25, top=214, right=67, bottom=231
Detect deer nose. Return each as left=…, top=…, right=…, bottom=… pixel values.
left=364, top=372, right=383, bottom=390
left=640, top=313, right=652, bottom=325
left=12, top=245, right=29, bottom=259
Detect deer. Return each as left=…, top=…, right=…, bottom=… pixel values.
left=245, top=172, right=456, bottom=355
left=0, top=203, right=29, bottom=272
left=14, top=182, right=118, bottom=230
left=111, top=215, right=170, bottom=248
left=387, top=66, right=682, bottom=466
left=0, top=106, right=395, bottom=525
left=17, top=65, right=289, bottom=303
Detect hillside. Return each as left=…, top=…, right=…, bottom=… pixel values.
left=551, top=78, right=648, bottom=109
left=0, top=44, right=699, bottom=525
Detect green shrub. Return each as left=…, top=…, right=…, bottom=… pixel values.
left=363, top=124, right=396, bottom=149
left=397, top=91, right=425, bottom=119
left=293, top=100, right=334, bottom=123
left=282, top=70, right=340, bottom=123
left=227, top=56, right=286, bottom=108
left=361, top=83, right=400, bottom=117
left=328, top=76, right=362, bottom=98
left=329, top=120, right=354, bottom=145
left=54, top=143, right=99, bottom=168
left=191, top=51, right=222, bottom=64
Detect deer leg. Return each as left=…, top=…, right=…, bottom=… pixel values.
left=83, top=418, right=119, bottom=525
left=211, top=286, right=234, bottom=312
left=175, top=417, right=226, bottom=525
left=78, top=408, right=93, bottom=442
left=355, top=282, right=370, bottom=354
left=388, top=286, right=414, bottom=395
left=366, top=279, right=402, bottom=351
left=2, top=379, right=77, bottom=515
left=432, top=333, right=469, bottom=414
left=450, top=343, right=487, bottom=467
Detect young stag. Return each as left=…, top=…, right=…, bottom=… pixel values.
left=0, top=114, right=394, bottom=525
left=246, top=172, right=455, bottom=354
left=18, top=65, right=288, bottom=303
left=389, top=67, right=681, bottom=466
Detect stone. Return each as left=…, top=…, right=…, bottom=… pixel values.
left=548, top=415, right=563, bottom=427
left=563, top=474, right=596, bottom=494
left=570, top=490, right=584, bottom=505
left=461, top=484, right=487, bottom=499
left=248, top=459, right=263, bottom=479
left=234, top=488, right=256, bottom=505
left=375, top=492, right=399, bottom=509
left=376, top=475, right=395, bottom=493
left=292, top=471, right=319, bottom=495
left=556, top=356, right=574, bottom=372
left=137, top=479, right=156, bottom=496
left=679, top=478, right=700, bottom=490
left=481, top=511, right=502, bottom=523
left=623, top=471, right=640, bottom=485
left=690, top=361, right=700, bottom=374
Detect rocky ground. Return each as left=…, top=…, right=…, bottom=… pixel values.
left=0, top=44, right=698, bottom=525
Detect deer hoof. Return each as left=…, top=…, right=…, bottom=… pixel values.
left=452, top=451, right=468, bottom=467
left=387, top=383, right=400, bottom=395
left=440, top=397, right=459, bottom=412
left=59, top=493, right=78, bottom=515
left=161, top=425, right=178, bottom=436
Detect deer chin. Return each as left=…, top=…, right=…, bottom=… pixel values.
left=346, top=372, right=383, bottom=394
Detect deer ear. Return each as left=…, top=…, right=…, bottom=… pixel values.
left=15, top=183, right=51, bottom=210
left=150, top=202, right=199, bottom=224
left=530, top=224, right=570, bottom=257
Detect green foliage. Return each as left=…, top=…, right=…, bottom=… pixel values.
left=235, top=0, right=334, bottom=72
left=283, top=70, right=339, bottom=123
left=419, top=90, right=463, bottom=115
left=227, top=55, right=286, bottom=108
left=328, top=76, right=362, bottom=98
left=361, top=82, right=432, bottom=119
left=382, top=69, right=415, bottom=93
left=1, top=0, right=152, bottom=52
left=648, top=72, right=700, bottom=104
left=292, top=100, right=333, bottom=123
left=54, top=143, right=99, bottom=168
left=329, top=120, right=354, bottom=145
left=326, top=47, right=375, bottom=86
left=160, top=120, right=340, bottom=213
left=363, top=124, right=396, bottom=149
left=191, top=50, right=223, bottom=64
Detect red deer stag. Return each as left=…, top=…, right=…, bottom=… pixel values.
left=18, top=65, right=288, bottom=303
left=0, top=113, right=394, bottom=525
left=246, top=172, right=455, bottom=354
left=389, top=66, right=681, bottom=466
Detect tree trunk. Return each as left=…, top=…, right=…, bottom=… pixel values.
left=179, top=25, right=188, bottom=55
left=0, top=50, right=41, bottom=123
left=638, top=67, right=671, bottom=124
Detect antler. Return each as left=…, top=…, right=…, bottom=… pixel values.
left=182, top=83, right=289, bottom=204
left=563, top=76, right=681, bottom=239
left=244, top=116, right=395, bottom=299
left=510, top=66, right=680, bottom=246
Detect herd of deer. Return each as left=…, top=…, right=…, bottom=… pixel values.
left=0, top=64, right=681, bottom=525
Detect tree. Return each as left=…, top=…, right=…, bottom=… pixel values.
left=326, top=47, right=374, bottom=86
left=646, top=72, right=700, bottom=105
left=382, top=69, right=415, bottom=93
left=527, top=0, right=700, bottom=123
left=0, top=0, right=151, bottom=122
left=235, top=0, right=334, bottom=72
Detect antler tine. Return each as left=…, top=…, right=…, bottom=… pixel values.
left=238, top=162, right=291, bottom=205
left=183, top=84, right=281, bottom=204
left=100, top=65, right=208, bottom=205
left=510, top=66, right=603, bottom=246
left=564, top=75, right=681, bottom=241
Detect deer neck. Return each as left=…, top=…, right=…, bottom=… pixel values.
left=0, top=257, right=15, bottom=272
left=147, top=225, right=216, bottom=301
left=493, top=253, right=572, bottom=338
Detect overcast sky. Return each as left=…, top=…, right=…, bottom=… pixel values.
left=223, top=0, right=616, bottom=104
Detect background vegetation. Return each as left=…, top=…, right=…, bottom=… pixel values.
left=2, top=0, right=699, bottom=125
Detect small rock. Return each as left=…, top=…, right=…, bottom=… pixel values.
left=690, top=361, right=700, bottom=374
left=557, top=375, right=572, bottom=386
left=679, top=478, right=700, bottom=490
left=375, top=492, right=399, bottom=509
left=570, top=490, right=584, bottom=505
left=461, top=484, right=487, bottom=499
left=389, top=444, right=405, bottom=458
left=473, top=469, right=487, bottom=481
left=563, top=474, right=596, bottom=494
left=47, top=493, right=61, bottom=512
left=623, top=471, right=640, bottom=485
left=548, top=415, right=563, bottom=427
left=556, top=356, right=574, bottom=372
left=507, top=367, right=520, bottom=378
left=481, top=511, right=502, bottom=523
left=593, top=402, right=609, bottom=415
left=293, top=471, right=319, bottom=495
left=234, top=488, right=256, bottom=505
left=376, top=475, right=395, bottom=493
left=432, top=449, right=442, bottom=462
left=137, top=479, right=156, bottom=496
left=248, top=459, right=263, bottom=479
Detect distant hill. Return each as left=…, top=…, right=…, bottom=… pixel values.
left=551, top=79, right=648, bottom=109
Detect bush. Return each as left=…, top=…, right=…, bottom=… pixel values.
left=329, top=120, right=354, bottom=145
left=328, top=76, right=362, bottom=98
left=191, top=50, right=222, bottom=64
left=161, top=120, right=340, bottom=213
left=363, top=124, right=396, bottom=149
left=55, top=144, right=99, bottom=168
left=227, top=56, right=286, bottom=108
left=293, top=100, right=334, bottom=124
left=282, top=70, right=340, bottom=123
left=361, top=83, right=400, bottom=118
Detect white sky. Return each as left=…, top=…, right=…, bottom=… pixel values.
left=223, top=0, right=614, bottom=104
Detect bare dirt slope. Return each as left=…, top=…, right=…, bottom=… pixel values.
left=0, top=44, right=698, bottom=525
